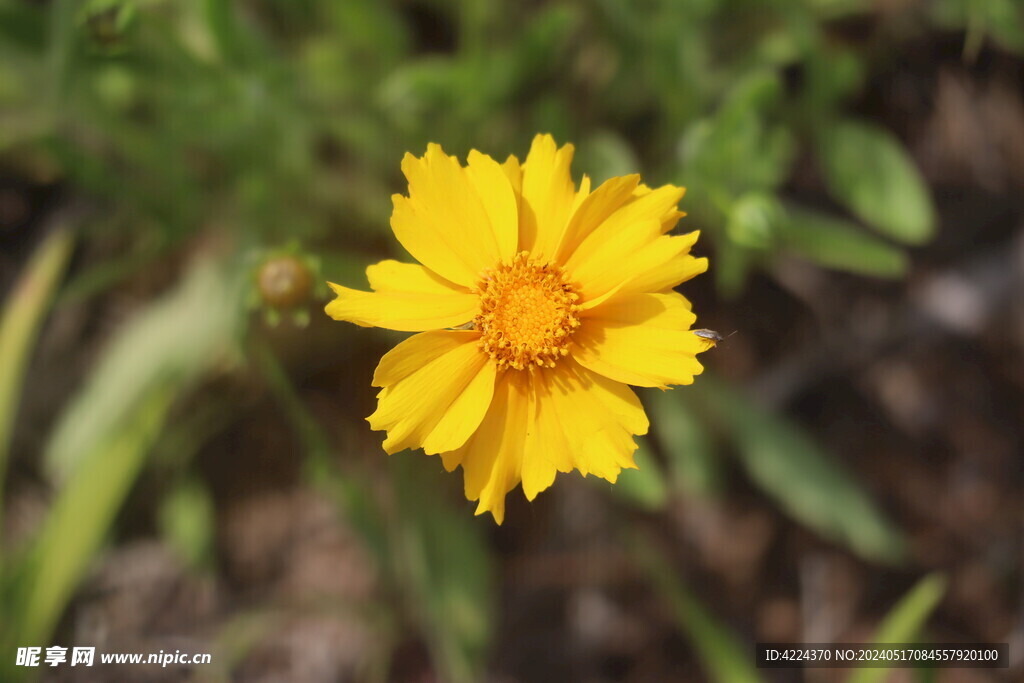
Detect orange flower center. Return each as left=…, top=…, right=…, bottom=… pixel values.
left=475, top=252, right=581, bottom=371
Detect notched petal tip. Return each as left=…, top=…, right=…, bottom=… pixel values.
left=474, top=501, right=505, bottom=525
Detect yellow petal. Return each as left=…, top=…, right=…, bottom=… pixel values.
left=572, top=293, right=705, bottom=388
left=569, top=228, right=704, bottom=303
left=372, top=329, right=476, bottom=387
left=501, top=154, right=523, bottom=201
left=365, top=259, right=468, bottom=294
left=554, top=174, right=640, bottom=263
left=466, top=150, right=519, bottom=261
left=592, top=230, right=705, bottom=299
left=367, top=332, right=496, bottom=455
left=521, top=358, right=648, bottom=497
left=565, top=218, right=662, bottom=302
left=617, top=243, right=708, bottom=295
left=391, top=143, right=508, bottom=286
left=567, top=183, right=686, bottom=271
left=325, top=281, right=478, bottom=331
left=440, top=358, right=650, bottom=516
left=443, top=372, right=529, bottom=524
left=519, top=134, right=577, bottom=261
left=632, top=183, right=688, bottom=232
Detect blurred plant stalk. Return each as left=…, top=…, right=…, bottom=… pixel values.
left=0, top=227, right=74, bottom=544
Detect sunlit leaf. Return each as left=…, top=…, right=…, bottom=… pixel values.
left=0, top=228, right=74, bottom=519
left=10, top=383, right=175, bottom=654
left=781, top=204, right=907, bottom=277
left=45, top=260, right=242, bottom=482
left=697, top=376, right=905, bottom=563
left=726, top=192, right=781, bottom=250
left=847, top=574, right=946, bottom=683
left=159, top=478, right=216, bottom=570
left=3, top=259, right=241, bottom=659
left=817, top=120, right=936, bottom=244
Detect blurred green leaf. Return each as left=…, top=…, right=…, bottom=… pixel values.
left=635, top=534, right=762, bottom=683
left=512, top=4, right=578, bottom=86
left=159, top=478, right=216, bottom=570
left=0, top=2, right=47, bottom=53
left=8, top=382, right=175, bottom=659
left=712, top=240, right=757, bottom=299
left=648, top=390, right=720, bottom=496
left=392, top=456, right=494, bottom=683
left=817, top=120, right=936, bottom=244
left=0, top=228, right=74, bottom=528
left=0, top=258, right=242, bottom=662
left=726, top=192, right=781, bottom=250
left=611, top=438, right=669, bottom=510
left=576, top=130, right=640, bottom=184
left=698, top=376, right=905, bottom=563
left=931, top=0, right=1024, bottom=56
left=78, top=0, right=137, bottom=52
left=679, top=72, right=794, bottom=198
left=45, top=259, right=242, bottom=482
left=847, top=574, right=946, bottom=683
left=781, top=204, right=908, bottom=277
left=803, top=45, right=864, bottom=109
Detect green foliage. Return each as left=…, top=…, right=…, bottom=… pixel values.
left=817, top=120, right=936, bottom=244
left=159, top=478, right=217, bottom=570
left=391, top=456, right=495, bottom=683
left=4, top=385, right=175, bottom=665
left=0, top=0, right=968, bottom=677
left=694, top=375, right=905, bottom=563
left=610, top=438, right=669, bottom=510
left=847, top=574, right=946, bottom=683
left=647, top=389, right=720, bottom=496
left=0, top=259, right=241, bottom=679
left=45, top=260, right=242, bottom=482
left=781, top=205, right=908, bottom=278
left=0, top=228, right=74, bottom=527
left=636, top=534, right=761, bottom=683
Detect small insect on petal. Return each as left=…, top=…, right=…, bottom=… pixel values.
left=692, top=328, right=725, bottom=349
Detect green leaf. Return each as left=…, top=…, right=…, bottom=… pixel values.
left=712, top=240, right=756, bottom=299
left=781, top=205, right=908, bottom=277
left=725, top=192, right=781, bottom=250
left=576, top=130, right=640, bottom=184
left=698, top=376, right=905, bottom=563
left=7, top=383, right=175, bottom=657
left=817, top=120, right=936, bottom=244
left=2, top=259, right=242, bottom=659
left=0, top=228, right=74, bottom=527
left=635, top=535, right=762, bottom=683
left=846, top=574, right=946, bottom=683
left=45, top=260, right=242, bottom=482
left=610, top=438, right=669, bottom=510
left=648, top=390, right=720, bottom=496
left=159, top=478, right=216, bottom=570
left=392, top=456, right=494, bottom=683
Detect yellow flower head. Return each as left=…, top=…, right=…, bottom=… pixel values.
left=325, top=134, right=709, bottom=523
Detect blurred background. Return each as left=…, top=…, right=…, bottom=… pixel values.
left=1, top=0, right=1022, bottom=681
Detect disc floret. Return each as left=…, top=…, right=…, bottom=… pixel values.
left=475, top=252, right=582, bottom=371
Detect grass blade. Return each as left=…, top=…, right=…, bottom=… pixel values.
left=634, top=534, right=762, bottom=683
left=698, top=376, right=905, bottom=564
left=0, top=228, right=74, bottom=535
left=846, top=574, right=946, bottom=683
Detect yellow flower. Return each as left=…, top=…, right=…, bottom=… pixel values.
left=325, top=134, right=709, bottom=523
